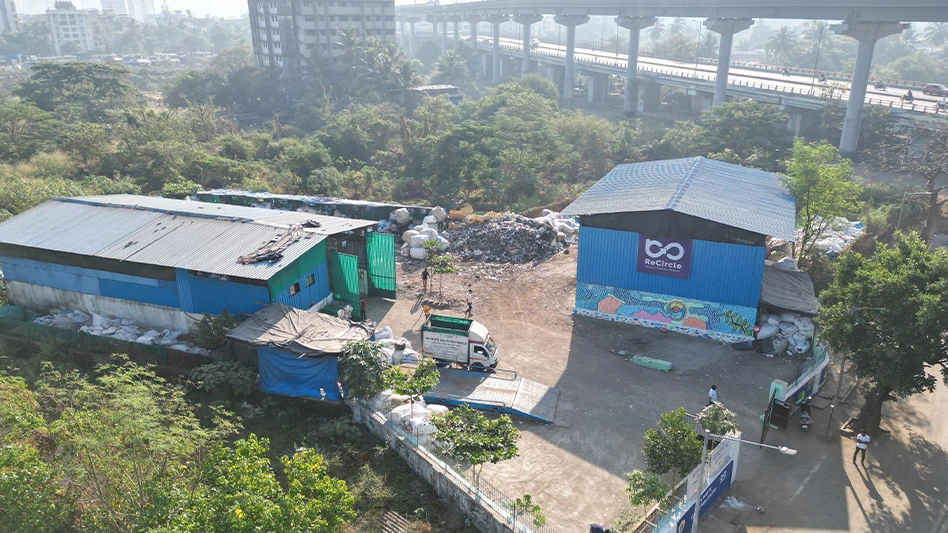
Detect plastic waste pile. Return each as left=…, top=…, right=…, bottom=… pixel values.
left=805, top=216, right=865, bottom=256
left=756, top=312, right=815, bottom=356
left=444, top=209, right=578, bottom=264
left=373, top=326, right=420, bottom=364
left=33, top=310, right=211, bottom=356
left=373, top=389, right=450, bottom=445
left=392, top=206, right=449, bottom=261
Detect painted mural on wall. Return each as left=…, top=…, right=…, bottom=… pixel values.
left=574, top=282, right=756, bottom=343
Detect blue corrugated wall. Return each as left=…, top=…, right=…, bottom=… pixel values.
left=175, top=269, right=271, bottom=316
left=271, top=262, right=330, bottom=308
left=577, top=226, right=765, bottom=308
left=0, top=256, right=180, bottom=307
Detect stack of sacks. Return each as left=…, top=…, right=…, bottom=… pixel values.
left=757, top=312, right=815, bottom=355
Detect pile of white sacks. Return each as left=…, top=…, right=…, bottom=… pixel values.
left=392, top=207, right=449, bottom=261
left=33, top=310, right=211, bottom=356
left=756, top=312, right=815, bottom=355
left=374, top=390, right=450, bottom=445
left=373, top=325, right=420, bottom=363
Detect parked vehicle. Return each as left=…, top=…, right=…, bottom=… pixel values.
left=922, top=83, right=948, bottom=97
left=798, top=396, right=813, bottom=430
left=421, top=315, right=498, bottom=369
left=531, top=37, right=540, bottom=48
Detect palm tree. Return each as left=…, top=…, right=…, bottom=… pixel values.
left=667, top=17, right=687, bottom=38
left=698, top=32, right=719, bottom=59
left=924, top=23, right=948, bottom=53
left=647, top=19, right=666, bottom=50
left=430, top=50, right=470, bottom=87
left=765, top=26, right=797, bottom=64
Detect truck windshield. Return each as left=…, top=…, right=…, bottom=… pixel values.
left=485, top=337, right=497, bottom=356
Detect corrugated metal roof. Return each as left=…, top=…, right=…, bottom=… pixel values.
left=200, top=189, right=432, bottom=211
left=75, top=195, right=378, bottom=235
left=0, top=195, right=377, bottom=280
left=561, top=158, right=797, bottom=240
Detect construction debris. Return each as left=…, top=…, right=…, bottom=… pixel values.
left=238, top=224, right=306, bottom=264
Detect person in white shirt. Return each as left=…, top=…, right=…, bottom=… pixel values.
left=708, top=385, right=718, bottom=405
left=853, top=429, right=870, bottom=465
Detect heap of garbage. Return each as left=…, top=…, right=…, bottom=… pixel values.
left=755, top=311, right=815, bottom=356
left=33, top=310, right=211, bottom=356
left=806, top=216, right=865, bottom=256
left=389, top=205, right=579, bottom=264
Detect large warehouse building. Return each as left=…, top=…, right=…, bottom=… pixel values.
left=0, top=196, right=396, bottom=331
left=561, top=157, right=796, bottom=343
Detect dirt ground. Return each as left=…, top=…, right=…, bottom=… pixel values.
left=367, top=252, right=922, bottom=531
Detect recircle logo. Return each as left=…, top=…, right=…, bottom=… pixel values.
left=636, top=236, right=693, bottom=279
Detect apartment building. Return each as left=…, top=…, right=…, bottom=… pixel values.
left=47, top=1, right=95, bottom=55
left=0, top=0, right=17, bottom=33
left=247, top=0, right=396, bottom=79
left=100, top=0, right=129, bottom=16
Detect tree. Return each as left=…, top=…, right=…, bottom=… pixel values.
left=59, top=121, right=110, bottom=166
left=647, top=20, right=666, bottom=51
left=0, top=103, right=60, bottom=161
left=431, top=404, right=519, bottom=484
left=667, top=17, right=687, bottom=38
left=695, top=402, right=740, bottom=436
left=641, top=407, right=702, bottom=487
left=896, top=130, right=948, bottom=244
left=339, top=340, right=391, bottom=399
left=421, top=240, right=459, bottom=300
left=924, top=23, right=948, bottom=53
left=818, top=233, right=948, bottom=434
left=509, top=494, right=547, bottom=528
left=383, top=357, right=440, bottom=408
left=766, top=26, right=798, bottom=64
left=782, top=139, right=861, bottom=262
left=625, top=470, right=670, bottom=509
left=431, top=50, right=471, bottom=87
left=15, top=62, right=137, bottom=121
left=695, top=100, right=791, bottom=161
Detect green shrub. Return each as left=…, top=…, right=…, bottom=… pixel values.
left=194, top=309, right=238, bottom=350
left=189, top=360, right=256, bottom=400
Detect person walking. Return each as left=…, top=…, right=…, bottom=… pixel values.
left=708, top=385, right=718, bottom=406
left=853, top=429, right=870, bottom=466
left=360, top=299, right=367, bottom=321
left=465, top=289, right=474, bottom=317
left=422, top=268, right=430, bottom=293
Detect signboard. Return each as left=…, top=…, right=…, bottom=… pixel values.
left=636, top=236, right=693, bottom=279
left=674, top=461, right=735, bottom=533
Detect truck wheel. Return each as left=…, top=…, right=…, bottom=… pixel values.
left=470, top=363, right=486, bottom=372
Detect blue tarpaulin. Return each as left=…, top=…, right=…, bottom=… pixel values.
left=257, top=346, right=341, bottom=400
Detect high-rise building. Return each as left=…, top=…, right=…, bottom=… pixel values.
left=0, top=0, right=18, bottom=33
left=247, top=0, right=397, bottom=81
left=126, top=0, right=154, bottom=22
left=46, top=1, right=95, bottom=55
left=100, top=0, right=128, bottom=16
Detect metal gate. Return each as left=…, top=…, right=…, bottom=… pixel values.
left=329, top=251, right=362, bottom=320
left=366, top=232, right=397, bottom=298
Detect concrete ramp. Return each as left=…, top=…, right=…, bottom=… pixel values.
left=423, top=368, right=560, bottom=423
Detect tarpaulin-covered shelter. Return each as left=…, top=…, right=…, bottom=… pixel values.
left=562, top=157, right=796, bottom=343
left=227, top=303, right=374, bottom=400
left=759, top=264, right=818, bottom=317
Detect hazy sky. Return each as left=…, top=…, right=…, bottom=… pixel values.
left=72, top=0, right=249, bottom=17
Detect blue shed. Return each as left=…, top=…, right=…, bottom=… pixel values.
left=0, top=195, right=391, bottom=332
left=561, top=158, right=796, bottom=343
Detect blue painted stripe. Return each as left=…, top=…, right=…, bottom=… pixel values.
left=577, top=227, right=765, bottom=308
left=0, top=256, right=179, bottom=308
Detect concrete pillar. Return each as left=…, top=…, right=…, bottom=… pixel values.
left=587, top=73, right=608, bottom=104
left=692, top=91, right=712, bottom=112
left=703, top=18, right=753, bottom=106
left=515, top=14, right=542, bottom=77
left=485, top=15, right=509, bottom=85
left=400, top=19, right=406, bottom=49
left=406, top=17, right=420, bottom=55
left=832, top=21, right=907, bottom=154
left=616, top=16, right=655, bottom=116
left=441, top=19, right=448, bottom=55
left=788, top=112, right=803, bottom=135
left=465, top=16, right=480, bottom=49
left=449, top=17, right=461, bottom=53
left=641, top=81, right=661, bottom=112
left=555, top=15, right=589, bottom=100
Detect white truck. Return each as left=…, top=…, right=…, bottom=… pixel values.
left=421, top=315, right=499, bottom=369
